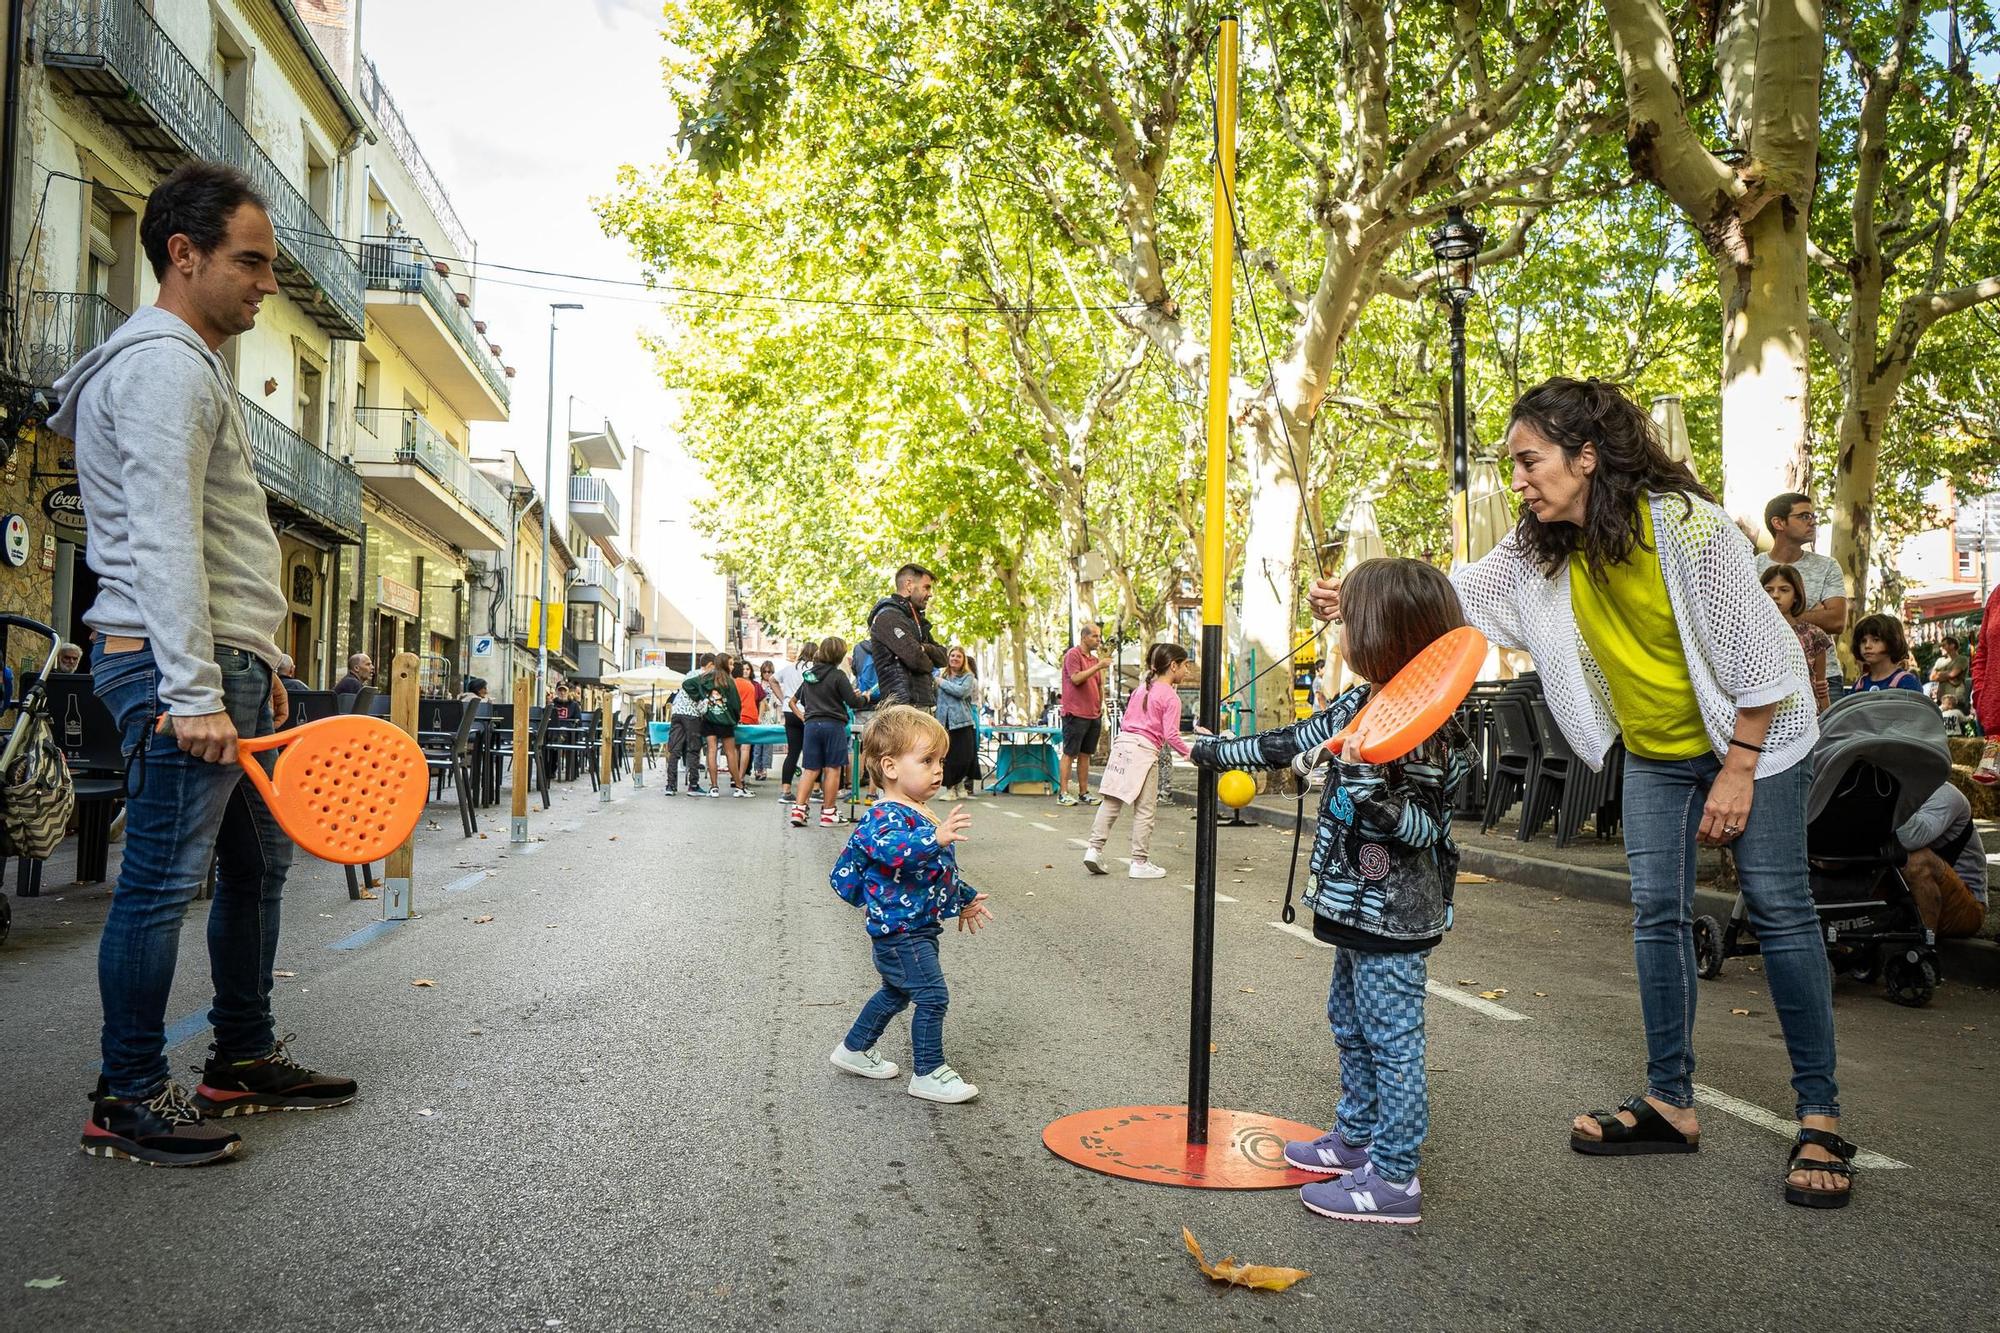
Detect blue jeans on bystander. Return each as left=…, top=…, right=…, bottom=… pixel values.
left=92, top=642, right=293, bottom=1100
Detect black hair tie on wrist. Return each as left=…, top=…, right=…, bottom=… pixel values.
left=1730, top=738, right=1765, bottom=755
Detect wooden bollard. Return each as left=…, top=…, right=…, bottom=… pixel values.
left=598, top=690, right=614, bottom=803
left=384, top=651, right=420, bottom=920
left=631, top=698, right=646, bottom=790
left=510, top=673, right=531, bottom=842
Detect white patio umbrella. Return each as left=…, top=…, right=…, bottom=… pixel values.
left=1651, top=394, right=1692, bottom=465
left=1465, top=458, right=1515, bottom=562
left=600, top=664, right=686, bottom=692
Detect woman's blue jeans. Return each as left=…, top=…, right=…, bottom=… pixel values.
left=1622, top=753, right=1839, bottom=1119
left=92, top=642, right=293, bottom=1099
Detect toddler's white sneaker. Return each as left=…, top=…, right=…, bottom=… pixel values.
left=1128, top=860, right=1167, bottom=880
left=908, top=1064, right=979, bottom=1103
left=830, top=1043, right=900, bottom=1080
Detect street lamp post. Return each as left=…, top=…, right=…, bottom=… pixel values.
left=1427, top=205, right=1485, bottom=564
left=537, top=302, right=583, bottom=707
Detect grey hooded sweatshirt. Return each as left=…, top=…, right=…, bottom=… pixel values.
left=47, top=306, right=285, bottom=716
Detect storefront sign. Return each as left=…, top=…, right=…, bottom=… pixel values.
left=377, top=575, right=420, bottom=617
left=1, top=515, right=28, bottom=567
left=41, top=482, right=86, bottom=532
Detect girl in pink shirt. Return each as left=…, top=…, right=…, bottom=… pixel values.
left=1085, top=644, right=1194, bottom=879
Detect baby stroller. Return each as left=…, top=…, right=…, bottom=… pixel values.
left=0, top=616, right=74, bottom=948
left=1694, top=691, right=1949, bottom=1006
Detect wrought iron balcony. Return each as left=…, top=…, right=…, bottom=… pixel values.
left=37, top=0, right=365, bottom=340
left=359, top=236, right=510, bottom=417
left=22, top=291, right=128, bottom=387
left=236, top=396, right=362, bottom=542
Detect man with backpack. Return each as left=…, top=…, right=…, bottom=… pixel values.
left=868, top=564, right=948, bottom=709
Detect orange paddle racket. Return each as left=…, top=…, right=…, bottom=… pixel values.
left=1329, top=625, right=1488, bottom=763
left=233, top=716, right=430, bottom=865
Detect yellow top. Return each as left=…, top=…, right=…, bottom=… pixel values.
left=1568, top=502, right=1710, bottom=761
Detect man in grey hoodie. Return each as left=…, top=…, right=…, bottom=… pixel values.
left=49, top=162, right=355, bottom=1168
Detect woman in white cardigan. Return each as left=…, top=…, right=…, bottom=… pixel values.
left=1309, top=378, right=1857, bottom=1209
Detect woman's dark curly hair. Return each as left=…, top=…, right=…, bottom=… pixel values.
left=1507, top=377, right=1714, bottom=578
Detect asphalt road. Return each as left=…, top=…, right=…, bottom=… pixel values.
left=1, top=775, right=1994, bottom=1332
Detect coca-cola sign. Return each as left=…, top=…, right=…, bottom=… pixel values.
left=41, top=482, right=85, bottom=531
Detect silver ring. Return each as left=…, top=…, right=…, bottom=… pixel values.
left=1723, top=824, right=1740, bottom=834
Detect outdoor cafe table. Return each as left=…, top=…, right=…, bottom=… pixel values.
left=981, top=724, right=1060, bottom=794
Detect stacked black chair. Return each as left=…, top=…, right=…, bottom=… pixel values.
left=40, top=673, right=127, bottom=888
left=1481, top=689, right=1542, bottom=835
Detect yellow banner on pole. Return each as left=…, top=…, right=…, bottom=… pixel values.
left=525, top=600, right=565, bottom=652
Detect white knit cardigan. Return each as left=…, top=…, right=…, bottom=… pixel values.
left=1449, top=491, right=1818, bottom=778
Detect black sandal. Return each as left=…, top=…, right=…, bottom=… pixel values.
left=1569, top=1095, right=1701, bottom=1156
left=1784, top=1128, right=1857, bottom=1209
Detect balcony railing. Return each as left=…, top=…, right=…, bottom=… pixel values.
left=569, top=474, right=621, bottom=530
left=355, top=57, right=473, bottom=263
left=37, top=0, right=365, bottom=339
left=236, top=396, right=362, bottom=541
left=359, top=236, right=510, bottom=411
left=625, top=606, right=645, bottom=634
left=362, top=412, right=512, bottom=534
left=577, top=557, right=620, bottom=600
left=22, top=291, right=128, bottom=387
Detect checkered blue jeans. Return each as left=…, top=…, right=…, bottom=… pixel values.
left=1327, top=946, right=1430, bottom=1183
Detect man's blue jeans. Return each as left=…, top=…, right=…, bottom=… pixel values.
left=844, top=929, right=948, bottom=1076
left=93, top=642, right=293, bottom=1099
left=1623, top=753, right=1839, bottom=1119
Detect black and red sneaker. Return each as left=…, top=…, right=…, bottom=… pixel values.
left=82, top=1080, right=241, bottom=1166
left=191, top=1036, right=358, bottom=1117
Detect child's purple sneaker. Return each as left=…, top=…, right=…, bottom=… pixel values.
left=1299, top=1161, right=1421, bottom=1225
left=1284, top=1130, right=1370, bottom=1176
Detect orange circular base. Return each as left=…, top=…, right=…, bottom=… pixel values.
left=1043, top=1105, right=1327, bottom=1189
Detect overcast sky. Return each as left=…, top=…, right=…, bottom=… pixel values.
left=359, top=0, right=724, bottom=637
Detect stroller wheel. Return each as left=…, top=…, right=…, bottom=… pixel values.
left=1883, top=951, right=1938, bottom=1007
left=1694, top=915, right=1725, bottom=980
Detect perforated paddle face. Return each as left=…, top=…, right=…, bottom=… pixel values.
left=1337, top=625, right=1488, bottom=764
left=239, top=717, right=428, bottom=865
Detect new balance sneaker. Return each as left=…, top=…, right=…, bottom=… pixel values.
left=1284, top=1129, right=1371, bottom=1176
left=908, top=1065, right=979, bottom=1104
left=190, top=1037, right=357, bottom=1117
left=1083, top=847, right=1108, bottom=876
left=1299, top=1161, right=1421, bottom=1225
left=1055, top=791, right=1079, bottom=807
left=829, top=1043, right=900, bottom=1080
left=789, top=804, right=809, bottom=828
left=1128, top=860, right=1167, bottom=880
left=82, top=1079, right=241, bottom=1167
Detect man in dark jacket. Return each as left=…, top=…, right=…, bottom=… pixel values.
left=869, top=563, right=948, bottom=708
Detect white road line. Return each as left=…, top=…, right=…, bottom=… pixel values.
left=1424, top=979, right=1529, bottom=1022
left=1692, top=1084, right=1910, bottom=1170
left=1031, top=821, right=1059, bottom=832
left=1270, top=921, right=1331, bottom=948
left=1067, top=838, right=1091, bottom=849
left=1002, top=810, right=1023, bottom=819
left=1183, top=885, right=1238, bottom=904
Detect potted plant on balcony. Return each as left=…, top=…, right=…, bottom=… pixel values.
left=433, top=260, right=450, bottom=276
left=455, top=292, right=471, bottom=308
left=474, top=320, right=487, bottom=334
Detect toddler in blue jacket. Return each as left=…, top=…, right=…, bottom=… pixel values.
left=829, top=705, right=994, bottom=1104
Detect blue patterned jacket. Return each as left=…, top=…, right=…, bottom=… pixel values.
left=831, top=801, right=979, bottom=938
left=1191, top=686, right=1474, bottom=943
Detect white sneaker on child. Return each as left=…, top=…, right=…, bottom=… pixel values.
left=1128, top=860, right=1167, bottom=880
left=908, top=1064, right=979, bottom=1103
left=830, top=1043, right=900, bottom=1080
left=1083, top=847, right=1107, bottom=875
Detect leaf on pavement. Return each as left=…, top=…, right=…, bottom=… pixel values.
left=1239, top=986, right=1256, bottom=993
left=1182, top=1228, right=1308, bottom=1292
left=1455, top=873, right=1494, bottom=884
left=1730, top=1008, right=1750, bottom=1016
left=412, top=979, right=436, bottom=988
left=24, top=1277, right=64, bottom=1290
left=1477, top=989, right=1508, bottom=1000
left=1456, top=979, right=1476, bottom=986
left=1533, top=991, right=1549, bottom=997
left=1209, top=1042, right=1218, bottom=1054
left=473, top=915, right=494, bottom=924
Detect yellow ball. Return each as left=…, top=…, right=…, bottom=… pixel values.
left=1217, top=770, right=1256, bottom=809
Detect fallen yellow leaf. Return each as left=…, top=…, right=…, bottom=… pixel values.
left=472, top=915, right=494, bottom=924
left=1239, top=986, right=1257, bottom=994
left=1455, top=873, right=1494, bottom=884
left=1182, top=1227, right=1309, bottom=1292
left=1730, top=1008, right=1750, bottom=1016
left=1533, top=991, right=1549, bottom=998
left=1478, top=990, right=1508, bottom=1000
left=412, top=979, right=435, bottom=988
